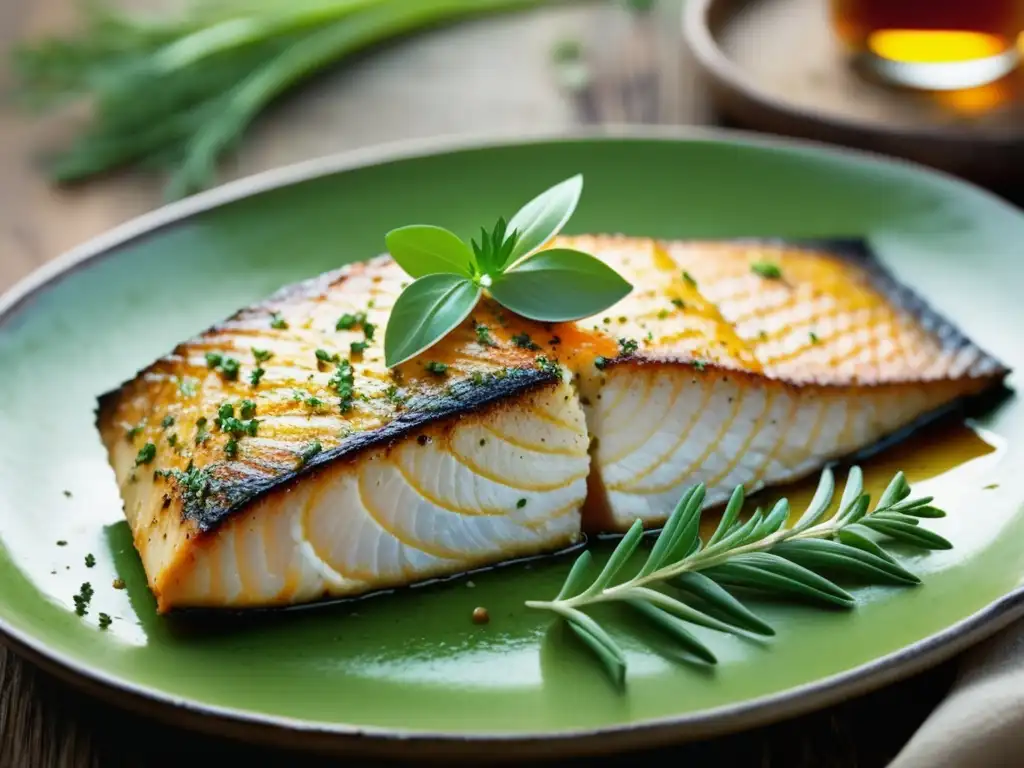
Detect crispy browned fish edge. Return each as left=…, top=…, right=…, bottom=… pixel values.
left=94, top=238, right=1012, bottom=539
left=94, top=255, right=562, bottom=536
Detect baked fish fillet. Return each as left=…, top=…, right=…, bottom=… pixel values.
left=95, top=237, right=1008, bottom=612
left=565, top=235, right=1008, bottom=530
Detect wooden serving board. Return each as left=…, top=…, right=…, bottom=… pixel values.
left=683, top=0, right=1024, bottom=190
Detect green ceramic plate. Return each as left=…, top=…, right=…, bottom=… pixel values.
left=1, top=129, right=1023, bottom=761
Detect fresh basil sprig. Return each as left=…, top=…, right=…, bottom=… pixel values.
left=383, top=174, right=632, bottom=368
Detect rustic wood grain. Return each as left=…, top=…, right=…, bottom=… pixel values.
left=0, top=1, right=1015, bottom=765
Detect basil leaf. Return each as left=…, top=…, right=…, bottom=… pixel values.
left=502, top=174, right=583, bottom=268
left=489, top=248, right=632, bottom=322
left=385, top=225, right=476, bottom=279
left=383, top=274, right=481, bottom=368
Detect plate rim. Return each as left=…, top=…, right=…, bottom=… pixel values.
left=2, top=124, right=1023, bottom=761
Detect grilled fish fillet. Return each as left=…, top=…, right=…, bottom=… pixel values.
left=95, top=237, right=1008, bottom=612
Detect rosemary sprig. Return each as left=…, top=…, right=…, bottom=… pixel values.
left=525, top=466, right=951, bottom=685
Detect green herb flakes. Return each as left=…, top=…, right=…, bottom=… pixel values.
left=536, top=356, right=560, bottom=376
left=239, top=399, right=257, bottom=419
left=512, top=332, right=540, bottom=350
left=475, top=324, right=496, bottom=347
left=671, top=298, right=685, bottom=309
left=594, top=356, right=609, bottom=370
left=682, top=270, right=698, bottom=287
left=350, top=340, right=369, bottom=355
left=425, top=361, right=449, bottom=376
left=328, top=360, right=355, bottom=413
left=85, top=553, right=96, bottom=568
left=751, top=261, right=783, bottom=280
left=134, top=442, right=156, bottom=466
left=270, top=312, right=288, bottom=329
left=299, top=440, right=322, bottom=466
left=73, top=582, right=93, bottom=616
left=98, top=613, right=112, bottom=629
left=657, top=309, right=670, bottom=320
left=618, top=338, right=638, bottom=356
left=224, top=439, right=239, bottom=458
left=516, top=498, right=527, bottom=509
left=335, top=313, right=357, bottom=331
left=249, top=367, right=266, bottom=387
left=205, top=352, right=222, bottom=368
left=252, top=348, right=273, bottom=363
left=809, top=331, right=820, bottom=344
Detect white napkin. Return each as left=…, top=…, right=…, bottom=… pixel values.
left=888, top=617, right=1024, bottom=767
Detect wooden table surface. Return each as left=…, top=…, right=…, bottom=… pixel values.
left=0, top=1, right=1020, bottom=766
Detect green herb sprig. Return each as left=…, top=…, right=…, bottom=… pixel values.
left=383, top=174, right=632, bottom=367
left=525, top=466, right=950, bottom=685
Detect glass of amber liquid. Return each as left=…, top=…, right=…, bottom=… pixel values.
left=831, top=0, right=1024, bottom=90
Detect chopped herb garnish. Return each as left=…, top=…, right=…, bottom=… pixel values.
left=194, top=417, right=210, bottom=445
left=536, top=355, right=560, bottom=376
left=249, top=367, right=266, bottom=387
left=270, top=312, right=288, bottom=329
left=425, top=361, right=449, bottom=376
left=470, top=371, right=485, bottom=386
left=167, top=434, right=178, bottom=448
left=671, top=298, right=685, bottom=309
left=57, top=540, right=67, bottom=546
left=73, top=582, right=93, bottom=616
left=159, top=461, right=214, bottom=504
left=645, top=331, right=654, bottom=343
left=252, top=348, right=273, bottom=363
left=657, top=309, right=670, bottom=320
left=112, top=578, right=126, bottom=590
left=85, top=553, right=96, bottom=568
left=224, top=439, right=239, bottom=458
left=594, top=356, right=609, bottom=370
left=161, top=415, right=175, bottom=429
left=682, top=270, right=698, bottom=287
left=362, top=321, right=376, bottom=341
left=328, top=359, right=355, bottom=413
left=134, top=442, right=156, bottom=466
left=475, top=323, right=496, bottom=347
left=385, top=385, right=407, bottom=406
left=511, top=332, right=540, bottom=350
left=693, top=359, right=707, bottom=371
left=809, top=331, right=820, bottom=344
left=62, top=491, right=72, bottom=498
left=350, top=340, right=369, bottom=355
left=98, top=613, right=112, bottom=629
left=315, top=348, right=337, bottom=363
left=239, top=399, right=257, bottom=419
left=217, top=402, right=234, bottom=424
left=205, top=352, right=222, bottom=368
left=220, top=357, right=240, bottom=380
left=298, top=440, right=322, bottom=466
left=751, top=261, right=783, bottom=280
left=618, top=338, right=638, bottom=356
left=335, top=313, right=357, bottom=330
left=516, top=498, right=527, bottom=509
left=125, top=423, right=144, bottom=440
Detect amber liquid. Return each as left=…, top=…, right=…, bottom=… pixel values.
left=831, top=0, right=1023, bottom=89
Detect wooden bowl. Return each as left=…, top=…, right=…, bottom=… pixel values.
left=682, top=0, right=1024, bottom=191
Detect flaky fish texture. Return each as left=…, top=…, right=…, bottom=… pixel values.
left=96, top=236, right=1008, bottom=612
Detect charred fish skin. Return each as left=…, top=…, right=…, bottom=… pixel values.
left=94, top=235, right=1010, bottom=611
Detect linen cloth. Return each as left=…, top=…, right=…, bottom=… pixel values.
left=889, top=617, right=1024, bottom=767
